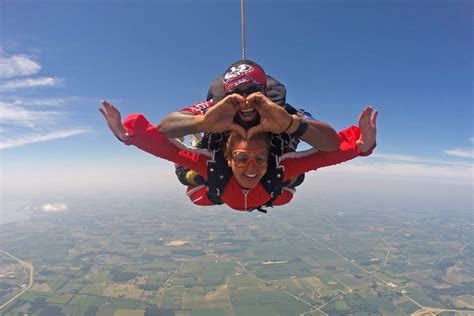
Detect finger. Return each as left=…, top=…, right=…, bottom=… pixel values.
left=103, top=100, right=114, bottom=116
left=224, top=95, right=244, bottom=111
left=109, top=103, right=121, bottom=119
left=251, top=92, right=268, bottom=104
left=362, top=106, right=372, bottom=127
left=230, top=123, right=247, bottom=139
left=247, top=94, right=262, bottom=108
left=358, top=108, right=366, bottom=126
left=224, top=100, right=240, bottom=115
left=372, top=110, right=378, bottom=128
left=230, top=95, right=246, bottom=112
left=231, top=94, right=246, bottom=109
left=247, top=124, right=264, bottom=139
left=234, top=93, right=246, bottom=103
left=231, top=95, right=245, bottom=110
left=254, top=101, right=270, bottom=116
left=246, top=93, right=256, bottom=102
left=99, top=107, right=108, bottom=119
left=103, top=100, right=113, bottom=112
left=226, top=93, right=244, bottom=103
left=364, top=106, right=372, bottom=125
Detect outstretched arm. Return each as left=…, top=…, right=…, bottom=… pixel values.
left=99, top=100, right=209, bottom=176
left=157, top=95, right=247, bottom=138
left=301, top=119, right=341, bottom=151
left=282, top=106, right=378, bottom=180
left=246, top=93, right=340, bottom=151
left=157, top=111, right=202, bottom=138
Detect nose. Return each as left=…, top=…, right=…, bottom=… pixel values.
left=245, top=159, right=258, bottom=171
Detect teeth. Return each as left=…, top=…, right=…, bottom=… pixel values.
left=245, top=174, right=257, bottom=178
left=240, top=108, right=255, bottom=113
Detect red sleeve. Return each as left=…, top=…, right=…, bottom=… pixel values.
left=272, top=190, right=294, bottom=206
left=122, top=114, right=209, bottom=177
left=180, top=100, right=213, bottom=115
left=282, top=125, right=373, bottom=180
left=186, top=186, right=214, bottom=206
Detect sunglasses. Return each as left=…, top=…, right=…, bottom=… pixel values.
left=231, top=150, right=268, bottom=167
left=226, top=85, right=265, bottom=96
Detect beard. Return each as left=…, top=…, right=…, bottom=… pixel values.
left=233, top=111, right=261, bottom=130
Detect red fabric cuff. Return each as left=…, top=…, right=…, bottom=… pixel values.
left=122, top=113, right=165, bottom=145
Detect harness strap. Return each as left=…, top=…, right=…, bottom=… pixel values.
left=248, top=156, right=284, bottom=213
left=205, top=150, right=232, bottom=205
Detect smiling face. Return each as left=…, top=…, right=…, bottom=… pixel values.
left=226, top=132, right=269, bottom=189
left=222, top=61, right=267, bottom=127
left=229, top=82, right=265, bottom=123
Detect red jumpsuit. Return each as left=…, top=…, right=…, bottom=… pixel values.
left=123, top=114, right=371, bottom=211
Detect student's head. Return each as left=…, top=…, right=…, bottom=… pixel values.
left=224, top=131, right=270, bottom=189
left=223, top=60, right=267, bottom=125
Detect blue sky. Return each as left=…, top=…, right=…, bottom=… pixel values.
left=1, top=0, right=472, bottom=214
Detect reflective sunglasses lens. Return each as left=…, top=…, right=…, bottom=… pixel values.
left=254, top=154, right=268, bottom=165
left=233, top=152, right=250, bottom=166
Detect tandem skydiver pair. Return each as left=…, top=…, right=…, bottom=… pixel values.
left=100, top=60, right=378, bottom=212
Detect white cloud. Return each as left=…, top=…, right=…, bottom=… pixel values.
left=373, top=153, right=472, bottom=167
left=40, top=203, right=68, bottom=213
left=0, top=129, right=88, bottom=149
left=374, top=153, right=426, bottom=162
left=0, top=53, right=41, bottom=79
left=321, top=161, right=472, bottom=181
left=445, top=148, right=474, bottom=159
left=0, top=50, right=89, bottom=150
left=444, top=138, right=474, bottom=159
left=7, top=96, right=79, bottom=107
left=0, top=77, right=61, bottom=90
left=0, top=101, right=60, bottom=126
left=316, top=152, right=473, bottom=183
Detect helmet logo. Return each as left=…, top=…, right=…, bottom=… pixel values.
left=224, top=64, right=253, bottom=83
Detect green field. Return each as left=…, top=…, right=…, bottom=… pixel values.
left=2, top=200, right=472, bottom=315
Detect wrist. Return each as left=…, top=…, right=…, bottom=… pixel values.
left=116, top=132, right=130, bottom=142
left=194, top=115, right=206, bottom=133
left=290, top=116, right=309, bottom=138
left=358, top=141, right=377, bottom=156
left=286, top=115, right=301, bottom=134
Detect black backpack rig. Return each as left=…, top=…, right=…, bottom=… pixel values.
left=175, top=74, right=306, bottom=213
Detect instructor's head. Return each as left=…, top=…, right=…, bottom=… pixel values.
left=224, top=131, right=270, bottom=189
left=223, top=60, right=267, bottom=124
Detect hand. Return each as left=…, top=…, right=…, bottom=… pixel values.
left=246, top=93, right=293, bottom=139
left=99, top=100, right=129, bottom=141
left=356, top=105, right=378, bottom=153
left=199, top=94, right=247, bottom=137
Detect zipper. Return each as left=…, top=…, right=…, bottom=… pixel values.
left=243, top=189, right=249, bottom=211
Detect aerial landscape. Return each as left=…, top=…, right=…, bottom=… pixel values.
left=1, top=1, right=472, bottom=315
left=1, top=196, right=472, bottom=315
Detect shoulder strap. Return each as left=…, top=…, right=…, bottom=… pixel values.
left=247, top=155, right=284, bottom=214
left=205, top=150, right=232, bottom=205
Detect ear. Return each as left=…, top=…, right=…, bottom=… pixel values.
left=227, top=159, right=232, bottom=167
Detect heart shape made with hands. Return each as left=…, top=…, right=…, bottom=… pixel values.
left=236, top=93, right=292, bottom=139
